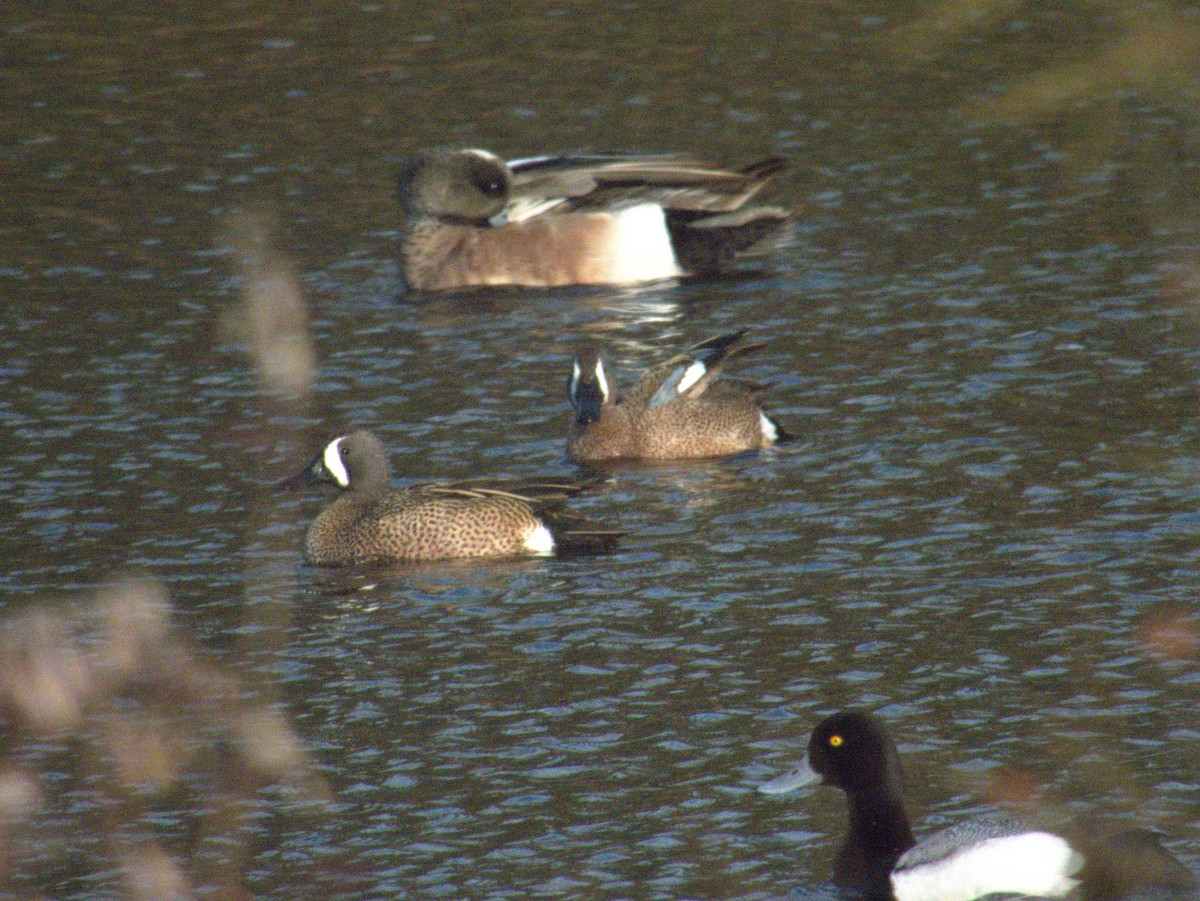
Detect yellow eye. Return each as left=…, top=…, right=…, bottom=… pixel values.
left=829, top=734, right=843, bottom=748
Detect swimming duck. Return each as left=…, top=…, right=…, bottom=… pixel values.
left=758, top=710, right=1196, bottom=901
left=396, top=148, right=791, bottom=291
left=291, top=429, right=621, bottom=565
left=567, top=329, right=789, bottom=462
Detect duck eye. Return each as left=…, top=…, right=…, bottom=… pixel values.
left=465, top=160, right=506, bottom=198
left=477, top=176, right=504, bottom=198
left=828, top=734, right=843, bottom=748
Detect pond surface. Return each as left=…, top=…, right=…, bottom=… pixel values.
left=3, top=1, right=1200, bottom=899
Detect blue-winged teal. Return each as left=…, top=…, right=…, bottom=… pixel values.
left=567, top=330, right=789, bottom=462
left=396, top=148, right=791, bottom=292
left=292, top=430, right=620, bottom=565
left=758, top=710, right=1197, bottom=901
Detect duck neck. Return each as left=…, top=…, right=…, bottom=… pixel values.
left=319, top=464, right=388, bottom=525
left=834, top=783, right=915, bottom=898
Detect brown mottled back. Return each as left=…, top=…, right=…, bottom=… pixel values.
left=295, top=430, right=620, bottom=565
left=567, top=331, right=788, bottom=462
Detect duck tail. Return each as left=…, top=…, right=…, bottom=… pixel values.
left=546, top=510, right=624, bottom=557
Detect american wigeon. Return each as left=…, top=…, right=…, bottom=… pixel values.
left=566, top=330, right=789, bottom=462
left=396, top=148, right=791, bottom=292
left=292, top=430, right=621, bottom=565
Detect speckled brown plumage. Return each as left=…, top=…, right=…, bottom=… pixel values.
left=567, top=330, right=789, bottom=462
left=295, top=430, right=619, bottom=565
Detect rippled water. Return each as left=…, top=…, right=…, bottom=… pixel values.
left=3, top=2, right=1200, bottom=899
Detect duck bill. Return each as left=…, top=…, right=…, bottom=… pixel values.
left=757, top=756, right=821, bottom=795
left=571, top=383, right=605, bottom=426
left=277, top=453, right=328, bottom=490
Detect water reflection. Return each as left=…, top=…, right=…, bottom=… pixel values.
left=396, top=281, right=689, bottom=346
left=3, top=0, right=1200, bottom=898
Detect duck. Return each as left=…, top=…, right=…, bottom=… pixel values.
left=758, top=710, right=1196, bottom=901
left=566, top=329, right=789, bottom=462
left=395, top=147, right=791, bottom=292
left=289, top=429, right=621, bottom=565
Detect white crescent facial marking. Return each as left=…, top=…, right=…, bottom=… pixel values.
left=569, top=360, right=584, bottom=406
left=593, top=358, right=610, bottom=403
left=675, top=360, right=707, bottom=395
left=323, top=437, right=351, bottom=488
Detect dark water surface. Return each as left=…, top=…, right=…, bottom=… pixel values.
left=3, top=2, right=1200, bottom=899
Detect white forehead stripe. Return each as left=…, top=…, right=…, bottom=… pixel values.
left=323, top=438, right=351, bottom=488
left=464, top=147, right=504, bottom=166
left=676, top=360, right=707, bottom=395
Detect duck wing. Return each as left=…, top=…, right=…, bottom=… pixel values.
left=504, top=153, right=786, bottom=218
left=415, top=474, right=608, bottom=506
left=638, top=330, right=768, bottom=409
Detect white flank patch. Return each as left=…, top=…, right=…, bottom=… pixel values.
left=675, top=360, right=707, bottom=395
left=603, top=203, right=684, bottom=283
left=524, top=524, right=556, bottom=556
left=760, top=412, right=779, bottom=443
left=323, top=438, right=351, bottom=488
left=891, top=832, right=1081, bottom=901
